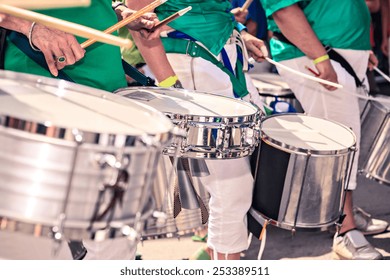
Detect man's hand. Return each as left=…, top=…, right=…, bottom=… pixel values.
left=240, top=30, right=268, bottom=62
left=120, top=8, right=160, bottom=39
left=30, top=23, right=85, bottom=77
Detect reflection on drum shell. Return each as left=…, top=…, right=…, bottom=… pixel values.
left=252, top=114, right=356, bottom=231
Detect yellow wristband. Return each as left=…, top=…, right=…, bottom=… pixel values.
left=313, top=54, right=330, bottom=65
left=158, top=75, right=178, bottom=87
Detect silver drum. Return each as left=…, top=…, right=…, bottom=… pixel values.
left=115, top=87, right=262, bottom=159
left=359, top=96, right=390, bottom=186
left=250, top=114, right=356, bottom=231
left=0, top=70, right=174, bottom=241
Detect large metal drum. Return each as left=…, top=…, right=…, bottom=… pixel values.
left=250, top=114, right=356, bottom=231
left=0, top=70, right=174, bottom=241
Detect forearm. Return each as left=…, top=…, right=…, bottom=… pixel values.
left=126, top=0, right=176, bottom=82
left=272, top=4, right=327, bottom=60
left=0, top=14, right=32, bottom=36
left=130, top=31, right=175, bottom=82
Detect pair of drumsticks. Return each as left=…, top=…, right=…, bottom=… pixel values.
left=0, top=0, right=190, bottom=49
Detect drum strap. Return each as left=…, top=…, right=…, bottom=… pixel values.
left=0, top=28, right=8, bottom=70
left=272, top=32, right=364, bottom=88
left=161, top=33, right=249, bottom=98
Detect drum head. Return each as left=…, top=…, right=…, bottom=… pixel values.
left=115, top=87, right=259, bottom=118
left=262, top=114, right=356, bottom=154
left=0, top=70, right=173, bottom=138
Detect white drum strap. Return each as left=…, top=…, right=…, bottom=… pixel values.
left=232, top=29, right=249, bottom=72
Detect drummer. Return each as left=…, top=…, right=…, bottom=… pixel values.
left=259, top=0, right=388, bottom=260
left=128, top=0, right=269, bottom=260
left=0, top=0, right=179, bottom=260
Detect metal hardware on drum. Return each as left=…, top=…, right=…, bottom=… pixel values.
left=115, top=87, right=262, bottom=159
left=0, top=70, right=174, bottom=250
left=141, top=156, right=209, bottom=240
left=359, top=98, right=390, bottom=186
left=249, top=114, right=357, bottom=232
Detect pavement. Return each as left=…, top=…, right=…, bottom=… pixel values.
left=137, top=76, right=390, bottom=261
left=137, top=174, right=390, bottom=260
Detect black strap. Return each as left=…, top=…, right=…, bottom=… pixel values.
left=0, top=28, right=8, bottom=70
left=121, top=60, right=156, bottom=86
left=273, top=32, right=363, bottom=87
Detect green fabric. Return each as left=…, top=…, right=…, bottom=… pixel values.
left=156, top=0, right=235, bottom=56
left=259, top=0, right=371, bottom=61
left=5, top=0, right=127, bottom=92
left=161, top=37, right=249, bottom=97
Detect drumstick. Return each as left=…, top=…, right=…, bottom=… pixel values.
left=374, top=66, right=390, bottom=84
left=149, top=6, right=192, bottom=32
left=265, top=57, right=343, bottom=89
left=0, top=0, right=90, bottom=10
left=81, top=0, right=167, bottom=48
left=242, top=0, right=254, bottom=10
left=0, top=4, right=132, bottom=48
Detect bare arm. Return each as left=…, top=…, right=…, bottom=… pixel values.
left=272, top=4, right=338, bottom=90
left=125, top=0, right=177, bottom=84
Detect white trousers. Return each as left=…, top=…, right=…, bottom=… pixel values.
left=277, top=49, right=370, bottom=190
left=165, top=42, right=263, bottom=254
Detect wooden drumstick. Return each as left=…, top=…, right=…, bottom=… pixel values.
left=242, top=0, right=254, bottom=10
left=81, top=0, right=167, bottom=48
left=0, top=4, right=132, bottom=48
left=0, top=0, right=91, bottom=10
left=149, top=6, right=192, bottom=32
left=265, top=57, right=343, bottom=89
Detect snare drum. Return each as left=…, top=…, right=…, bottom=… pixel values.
left=141, top=156, right=209, bottom=239
left=250, top=114, right=356, bottom=231
left=115, top=87, right=262, bottom=159
left=0, top=70, right=174, bottom=241
left=359, top=97, right=390, bottom=186
left=250, top=73, right=304, bottom=113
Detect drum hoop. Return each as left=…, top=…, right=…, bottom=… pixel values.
left=116, top=86, right=261, bottom=117
left=166, top=113, right=260, bottom=127
left=0, top=117, right=172, bottom=147
left=261, top=113, right=356, bottom=155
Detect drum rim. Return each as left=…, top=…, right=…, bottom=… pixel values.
left=115, top=86, right=261, bottom=118
left=0, top=70, right=174, bottom=145
left=260, top=113, right=356, bottom=155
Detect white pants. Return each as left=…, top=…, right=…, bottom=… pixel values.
left=165, top=41, right=264, bottom=254
left=277, top=49, right=370, bottom=190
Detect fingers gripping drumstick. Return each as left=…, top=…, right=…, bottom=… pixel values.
left=81, top=0, right=167, bottom=48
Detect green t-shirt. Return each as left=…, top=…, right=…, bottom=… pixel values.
left=5, top=0, right=127, bottom=92
left=156, top=0, right=235, bottom=55
left=259, top=0, right=371, bottom=61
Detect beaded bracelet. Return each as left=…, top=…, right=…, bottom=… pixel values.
left=28, top=22, right=41, bottom=52
left=313, top=54, right=329, bottom=65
